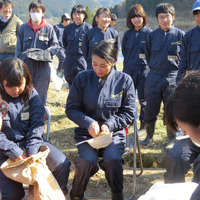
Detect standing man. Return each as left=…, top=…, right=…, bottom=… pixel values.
left=53, top=13, right=71, bottom=76
left=0, top=0, right=22, bottom=62
left=177, top=0, right=200, bottom=83
left=140, top=3, right=185, bottom=149
left=16, top=0, right=58, bottom=104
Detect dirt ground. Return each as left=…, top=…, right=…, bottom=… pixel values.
left=45, top=81, right=193, bottom=200
left=22, top=65, right=194, bottom=200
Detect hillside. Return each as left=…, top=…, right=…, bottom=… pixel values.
left=12, top=0, right=123, bottom=22
left=13, top=0, right=194, bottom=25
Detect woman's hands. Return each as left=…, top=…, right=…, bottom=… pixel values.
left=88, top=122, right=110, bottom=137
left=15, top=154, right=25, bottom=161
left=88, top=121, right=99, bottom=137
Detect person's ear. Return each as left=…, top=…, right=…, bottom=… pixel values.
left=172, top=14, right=175, bottom=21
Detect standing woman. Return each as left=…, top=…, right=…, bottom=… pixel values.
left=63, top=5, right=92, bottom=85
left=66, top=40, right=135, bottom=200
left=82, top=7, right=120, bottom=70
left=122, top=4, right=152, bottom=131
left=0, top=58, right=70, bottom=200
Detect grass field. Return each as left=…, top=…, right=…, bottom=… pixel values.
left=43, top=60, right=193, bottom=200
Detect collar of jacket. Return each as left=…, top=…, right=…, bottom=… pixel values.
left=27, top=18, right=47, bottom=36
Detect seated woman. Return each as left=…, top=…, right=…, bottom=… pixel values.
left=165, top=71, right=200, bottom=200
left=66, top=39, right=135, bottom=200
left=0, top=58, right=71, bottom=200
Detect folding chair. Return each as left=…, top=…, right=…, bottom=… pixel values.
left=84, top=102, right=143, bottom=200
left=124, top=102, right=143, bottom=199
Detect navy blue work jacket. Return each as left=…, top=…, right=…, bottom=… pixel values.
left=54, top=23, right=65, bottom=48
left=63, top=22, right=92, bottom=55
left=0, top=89, right=44, bottom=160
left=145, top=26, right=185, bottom=74
left=82, top=26, right=120, bottom=69
left=16, top=22, right=58, bottom=57
left=122, top=26, right=152, bottom=72
left=66, top=68, right=135, bottom=142
left=177, top=25, right=200, bottom=82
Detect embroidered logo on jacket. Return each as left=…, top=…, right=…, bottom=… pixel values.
left=111, top=91, right=123, bottom=98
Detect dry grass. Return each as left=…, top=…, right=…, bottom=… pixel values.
left=43, top=61, right=193, bottom=200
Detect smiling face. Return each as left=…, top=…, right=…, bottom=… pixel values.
left=73, top=11, right=85, bottom=25
left=131, top=16, right=144, bottom=30
left=92, top=54, right=114, bottom=78
left=157, top=13, right=174, bottom=31
left=0, top=3, right=12, bottom=19
left=96, top=11, right=111, bottom=30
left=3, top=78, right=26, bottom=98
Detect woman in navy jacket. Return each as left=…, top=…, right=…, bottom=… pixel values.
left=0, top=58, right=70, bottom=200
left=122, top=4, right=152, bottom=132
left=82, top=7, right=120, bottom=70
left=63, top=5, right=92, bottom=85
left=66, top=40, right=135, bottom=200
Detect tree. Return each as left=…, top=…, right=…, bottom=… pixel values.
left=86, top=5, right=92, bottom=25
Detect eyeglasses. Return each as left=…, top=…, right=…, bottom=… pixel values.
left=158, top=15, right=172, bottom=21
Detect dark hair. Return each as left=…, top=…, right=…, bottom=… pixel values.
left=166, top=71, right=200, bottom=132
left=71, top=5, right=87, bottom=22
left=28, top=0, right=45, bottom=13
left=0, top=0, right=13, bottom=9
left=92, top=7, right=111, bottom=27
left=0, top=58, right=33, bottom=103
left=193, top=10, right=200, bottom=15
left=155, top=3, right=175, bottom=18
left=126, top=4, right=148, bottom=29
left=111, top=13, right=117, bottom=21
left=91, top=39, right=118, bottom=64
left=61, top=15, right=69, bottom=23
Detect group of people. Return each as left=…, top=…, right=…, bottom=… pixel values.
left=1, top=0, right=200, bottom=200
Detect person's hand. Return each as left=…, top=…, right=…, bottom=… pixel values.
left=101, top=124, right=110, bottom=134
left=88, top=121, right=100, bottom=138
left=15, top=154, right=25, bottom=161
left=0, top=116, right=2, bottom=131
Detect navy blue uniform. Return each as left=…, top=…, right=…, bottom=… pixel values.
left=82, top=26, right=120, bottom=69
left=177, top=25, right=200, bottom=82
left=66, top=68, right=135, bottom=196
left=145, top=26, right=184, bottom=123
left=16, top=19, right=58, bottom=104
left=53, top=23, right=66, bottom=71
left=122, top=26, right=152, bottom=123
left=164, top=25, right=200, bottom=188
left=164, top=138, right=200, bottom=184
left=63, top=22, right=92, bottom=84
left=0, top=89, right=70, bottom=199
